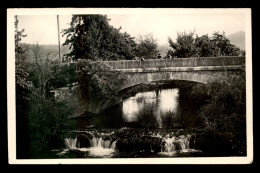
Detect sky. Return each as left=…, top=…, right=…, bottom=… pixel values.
left=17, top=10, right=246, bottom=46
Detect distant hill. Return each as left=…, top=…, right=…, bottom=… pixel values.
left=20, top=43, right=70, bottom=63
left=227, top=31, right=245, bottom=50
left=21, top=42, right=172, bottom=61
left=157, top=43, right=170, bottom=57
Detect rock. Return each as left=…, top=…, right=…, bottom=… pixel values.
left=76, top=134, right=91, bottom=148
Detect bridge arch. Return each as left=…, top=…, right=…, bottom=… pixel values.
left=120, top=69, right=243, bottom=91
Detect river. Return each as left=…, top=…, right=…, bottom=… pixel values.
left=50, top=87, right=206, bottom=158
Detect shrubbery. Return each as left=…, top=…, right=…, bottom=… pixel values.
left=27, top=51, right=78, bottom=158
left=28, top=90, right=76, bottom=158
left=15, top=21, right=77, bottom=157
left=160, top=110, right=179, bottom=129
left=135, top=101, right=159, bottom=129
left=168, top=31, right=245, bottom=58
left=77, top=59, right=126, bottom=101
left=197, top=72, right=246, bottom=155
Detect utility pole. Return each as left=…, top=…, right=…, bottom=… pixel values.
left=57, top=15, right=62, bottom=62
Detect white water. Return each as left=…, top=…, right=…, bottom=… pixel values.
left=60, top=132, right=201, bottom=157
left=62, top=135, right=117, bottom=157
left=161, top=135, right=191, bottom=152
left=89, top=137, right=117, bottom=149
left=64, top=138, right=77, bottom=149
left=158, top=134, right=201, bottom=156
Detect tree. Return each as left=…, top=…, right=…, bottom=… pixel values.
left=28, top=44, right=65, bottom=98
left=77, top=59, right=125, bottom=101
left=195, top=34, right=218, bottom=57
left=168, top=31, right=197, bottom=58
left=15, top=16, right=30, bottom=90
left=135, top=34, right=159, bottom=59
left=27, top=44, right=77, bottom=158
left=198, top=72, right=246, bottom=155
left=15, top=15, right=32, bottom=159
left=28, top=89, right=77, bottom=158
left=62, top=15, right=136, bottom=61
left=211, top=32, right=241, bottom=56
left=168, top=31, right=244, bottom=58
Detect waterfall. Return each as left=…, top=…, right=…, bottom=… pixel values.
left=64, top=131, right=117, bottom=151
left=161, top=135, right=192, bottom=152
left=65, top=138, right=77, bottom=149
left=89, top=137, right=117, bottom=149
left=111, top=141, right=117, bottom=149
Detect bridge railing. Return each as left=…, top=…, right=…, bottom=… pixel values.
left=62, top=56, right=245, bottom=71
left=102, top=56, right=245, bottom=69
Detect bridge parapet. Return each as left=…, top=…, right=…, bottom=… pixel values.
left=61, top=56, right=245, bottom=73
left=58, top=56, right=245, bottom=101
left=103, top=56, right=245, bottom=69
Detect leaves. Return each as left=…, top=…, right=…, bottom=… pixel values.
left=78, top=59, right=126, bottom=101
left=168, top=31, right=197, bottom=58
left=136, top=34, right=159, bottom=59
left=199, top=73, right=246, bottom=131
left=62, top=15, right=136, bottom=61
left=168, top=31, right=244, bottom=58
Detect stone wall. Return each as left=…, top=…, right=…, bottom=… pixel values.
left=62, top=56, right=245, bottom=71
left=103, top=56, right=245, bottom=69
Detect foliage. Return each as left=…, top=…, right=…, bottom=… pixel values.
left=15, top=16, right=31, bottom=91
left=28, top=44, right=77, bottom=93
left=135, top=34, right=159, bottom=59
left=15, top=15, right=31, bottom=159
left=168, top=31, right=244, bottom=58
left=160, top=110, right=179, bottom=129
left=198, top=72, right=246, bottom=155
left=135, top=101, right=159, bottom=129
left=211, top=32, right=241, bottom=56
left=77, top=59, right=126, bottom=101
left=62, top=15, right=136, bottom=61
left=20, top=43, right=71, bottom=63
left=174, top=81, right=208, bottom=128
left=27, top=47, right=77, bottom=158
left=194, top=34, right=218, bottom=57
left=168, top=31, right=197, bottom=58
left=28, top=90, right=76, bottom=158
left=199, top=72, right=246, bottom=131
left=21, top=42, right=77, bottom=157
left=28, top=44, right=64, bottom=97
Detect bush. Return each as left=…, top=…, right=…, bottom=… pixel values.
left=26, top=47, right=78, bottom=158
left=77, top=59, right=126, bottom=101
left=160, top=110, right=179, bottom=129
left=135, top=101, right=159, bottom=129
left=199, top=73, right=246, bottom=131
left=28, top=89, right=76, bottom=158
left=197, top=72, right=246, bottom=155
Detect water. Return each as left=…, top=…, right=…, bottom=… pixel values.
left=57, top=130, right=202, bottom=158
left=122, top=89, right=179, bottom=123
left=56, top=88, right=203, bottom=158
left=64, top=138, right=77, bottom=149
left=59, top=131, right=118, bottom=158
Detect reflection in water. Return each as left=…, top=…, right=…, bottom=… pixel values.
left=122, top=89, right=179, bottom=122
left=58, top=88, right=206, bottom=158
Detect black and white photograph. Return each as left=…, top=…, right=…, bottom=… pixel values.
left=7, top=8, right=253, bottom=164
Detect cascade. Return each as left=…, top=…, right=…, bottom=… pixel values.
left=89, top=136, right=117, bottom=149
left=64, top=138, right=77, bottom=149
left=161, top=135, right=192, bottom=152
left=65, top=132, right=117, bottom=150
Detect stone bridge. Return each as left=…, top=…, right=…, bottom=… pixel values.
left=101, top=56, right=245, bottom=90
left=64, top=56, right=245, bottom=90
left=60, top=56, right=245, bottom=114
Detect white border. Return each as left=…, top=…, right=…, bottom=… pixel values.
left=7, top=8, right=253, bottom=164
